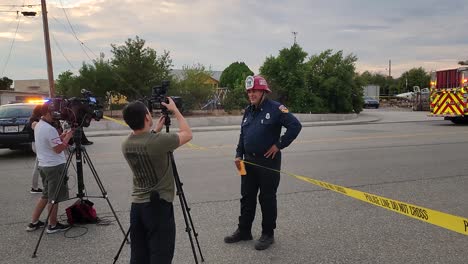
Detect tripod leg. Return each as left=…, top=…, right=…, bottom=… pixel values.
left=113, top=226, right=131, bottom=264
left=175, top=179, right=199, bottom=264
left=170, top=152, right=203, bottom=263
left=179, top=186, right=205, bottom=262
left=82, top=148, right=129, bottom=242
left=32, top=149, right=74, bottom=258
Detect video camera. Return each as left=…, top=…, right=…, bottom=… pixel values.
left=48, top=89, right=104, bottom=128
left=147, top=80, right=183, bottom=113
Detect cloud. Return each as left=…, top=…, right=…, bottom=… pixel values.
left=0, top=0, right=467, bottom=80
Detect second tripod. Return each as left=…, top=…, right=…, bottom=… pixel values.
left=32, top=127, right=128, bottom=258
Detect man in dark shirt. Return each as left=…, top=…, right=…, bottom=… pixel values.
left=121, top=98, right=192, bottom=264
left=225, top=75, right=302, bottom=250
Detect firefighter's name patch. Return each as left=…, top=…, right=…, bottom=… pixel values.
left=279, top=105, right=289, bottom=113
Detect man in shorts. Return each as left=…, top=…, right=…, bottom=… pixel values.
left=26, top=101, right=73, bottom=234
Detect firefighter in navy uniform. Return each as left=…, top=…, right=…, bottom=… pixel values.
left=224, top=75, right=302, bottom=250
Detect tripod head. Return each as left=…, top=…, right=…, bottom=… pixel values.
left=161, top=107, right=172, bottom=133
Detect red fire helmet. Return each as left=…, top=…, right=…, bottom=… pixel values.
left=245, top=75, right=271, bottom=93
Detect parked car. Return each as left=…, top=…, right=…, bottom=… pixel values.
left=0, top=103, right=38, bottom=150
left=363, top=97, right=380, bottom=109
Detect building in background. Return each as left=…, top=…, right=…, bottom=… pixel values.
left=13, top=79, right=49, bottom=93
left=0, top=79, right=49, bottom=105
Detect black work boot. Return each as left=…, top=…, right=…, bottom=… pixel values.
left=254, top=233, right=274, bottom=250
left=224, top=229, right=253, bottom=243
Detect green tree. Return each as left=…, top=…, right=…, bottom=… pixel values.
left=76, top=54, right=119, bottom=100
left=55, top=71, right=78, bottom=96
left=219, top=62, right=253, bottom=111
left=110, top=36, right=172, bottom=100
left=352, top=74, right=365, bottom=114
left=223, top=79, right=249, bottom=113
left=170, top=64, right=213, bottom=111
left=219, top=62, right=253, bottom=89
left=459, top=60, right=468, bottom=65
left=397, top=67, right=430, bottom=93
left=304, top=50, right=359, bottom=113
left=0, top=76, right=13, bottom=90
left=260, top=43, right=308, bottom=107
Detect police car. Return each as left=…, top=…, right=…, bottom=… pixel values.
left=0, top=103, right=38, bottom=150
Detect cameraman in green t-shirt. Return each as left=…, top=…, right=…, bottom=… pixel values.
left=121, top=98, right=192, bottom=264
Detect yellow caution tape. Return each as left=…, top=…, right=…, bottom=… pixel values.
left=103, top=116, right=128, bottom=127
left=243, top=161, right=468, bottom=236
left=103, top=115, right=468, bottom=235
left=186, top=143, right=206, bottom=150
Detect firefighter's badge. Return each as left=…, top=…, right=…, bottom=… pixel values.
left=279, top=105, right=289, bottom=113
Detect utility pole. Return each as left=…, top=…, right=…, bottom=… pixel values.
left=40, top=0, right=54, bottom=97
left=406, top=77, right=408, bottom=92
left=292, top=31, right=298, bottom=44
left=388, top=59, right=391, bottom=78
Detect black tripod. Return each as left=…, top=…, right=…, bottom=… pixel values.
left=32, top=127, right=128, bottom=258
left=113, top=109, right=204, bottom=263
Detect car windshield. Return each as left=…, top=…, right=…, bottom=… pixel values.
left=0, top=105, right=35, bottom=118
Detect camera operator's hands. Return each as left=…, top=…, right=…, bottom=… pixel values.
left=153, top=115, right=165, bottom=133
left=161, top=97, right=179, bottom=113
left=61, top=129, right=73, bottom=143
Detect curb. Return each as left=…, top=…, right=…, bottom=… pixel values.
left=85, top=116, right=383, bottom=138
left=85, top=117, right=441, bottom=138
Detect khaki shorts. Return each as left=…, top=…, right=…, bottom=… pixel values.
left=39, top=164, right=69, bottom=202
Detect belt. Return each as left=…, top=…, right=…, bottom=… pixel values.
left=245, top=153, right=260, bottom=159
left=245, top=152, right=270, bottom=160
left=245, top=151, right=281, bottom=160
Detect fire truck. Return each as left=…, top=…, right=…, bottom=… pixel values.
left=429, top=67, right=468, bottom=124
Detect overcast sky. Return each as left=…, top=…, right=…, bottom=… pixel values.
left=0, top=0, right=467, bottom=81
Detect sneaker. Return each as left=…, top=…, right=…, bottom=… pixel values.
left=46, top=223, right=71, bottom=234
left=30, top=188, right=43, bottom=194
left=254, top=233, right=275, bottom=250
left=224, top=228, right=253, bottom=243
left=26, top=220, right=45, bottom=232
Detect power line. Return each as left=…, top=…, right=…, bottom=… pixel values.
left=51, top=32, right=75, bottom=69
left=48, top=16, right=141, bottom=97
left=2, top=5, right=19, bottom=30
left=0, top=4, right=40, bottom=7
left=1, top=14, right=22, bottom=76
left=50, top=14, right=94, bottom=61
left=58, top=0, right=97, bottom=60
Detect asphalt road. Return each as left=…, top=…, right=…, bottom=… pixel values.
left=0, top=114, right=467, bottom=263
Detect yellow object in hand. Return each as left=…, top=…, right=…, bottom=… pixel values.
left=238, top=160, right=247, bottom=176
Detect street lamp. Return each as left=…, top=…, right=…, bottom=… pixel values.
left=21, top=11, right=37, bottom=16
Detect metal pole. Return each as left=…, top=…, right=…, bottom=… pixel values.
left=40, top=0, right=55, bottom=97
left=389, top=59, right=391, bottom=78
